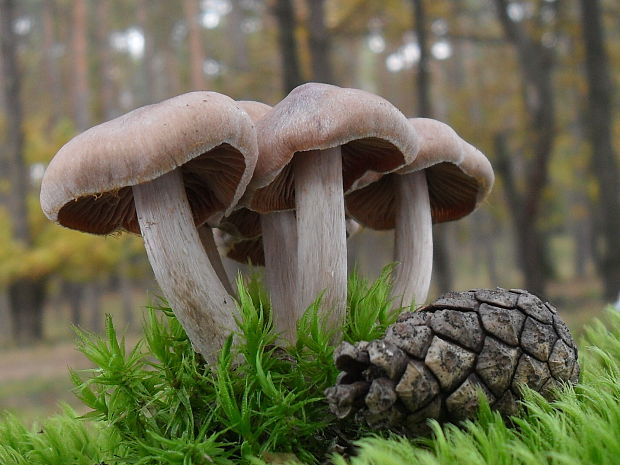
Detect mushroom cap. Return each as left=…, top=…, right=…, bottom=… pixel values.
left=246, top=82, right=419, bottom=213
left=237, top=100, right=272, bottom=122
left=40, top=91, right=258, bottom=235
left=219, top=207, right=262, bottom=238
left=226, top=235, right=265, bottom=266
left=346, top=118, right=494, bottom=229
left=218, top=100, right=272, bottom=239
left=220, top=217, right=362, bottom=266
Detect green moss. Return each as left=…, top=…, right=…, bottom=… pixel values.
left=1, top=272, right=620, bottom=465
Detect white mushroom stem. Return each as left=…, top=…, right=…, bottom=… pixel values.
left=261, top=210, right=298, bottom=342
left=198, top=226, right=235, bottom=296
left=295, top=147, right=347, bottom=335
left=392, top=170, right=433, bottom=308
left=133, top=169, right=238, bottom=364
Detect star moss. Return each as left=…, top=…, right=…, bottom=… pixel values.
left=1, top=273, right=619, bottom=465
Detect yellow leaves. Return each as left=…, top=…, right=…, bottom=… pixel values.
left=24, top=116, right=75, bottom=164
left=0, top=202, right=144, bottom=285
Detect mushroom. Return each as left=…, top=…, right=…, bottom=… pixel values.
left=197, top=100, right=273, bottom=296
left=245, top=83, right=419, bottom=339
left=40, top=92, right=258, bottom=363
left=219, top=217, right=363, bottom=269
left=345, top=118, right=494, bottom=307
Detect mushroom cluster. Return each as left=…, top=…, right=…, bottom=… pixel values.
left=40, top=83, right=494, bottom=364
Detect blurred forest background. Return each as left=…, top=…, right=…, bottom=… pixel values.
left=0, top=0, right=618, bottom=421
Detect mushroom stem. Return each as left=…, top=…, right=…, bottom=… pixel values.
left=392, top=170, right=433, bottom=308
left=261, top=210, right=298, bottom=342
left=198, top=226, right=235, bottom=296
left=133, top=169, right=238, bottom=364
left=294, top=147, right=347, bottom=335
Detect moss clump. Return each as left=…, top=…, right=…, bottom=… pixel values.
left=1, top=274, right=619, bottom=465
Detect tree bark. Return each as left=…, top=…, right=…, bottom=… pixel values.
left=228, top=0, right=249, bottom=72
left=578, top=0, right=620, bottom=301
left=492, top=0, right=557, bottom=296
left=96, top=0, right=116, bottom=120
left=136, top=0, right=154, bottom=105
left=411, top=0, right=453, bottom=293
left=42, top=0, right=62, bottom=126
left=183, top=0, right=206, bottom=89
left=272, top=0, right=303, bottom=93
left=306, top=0, right=334, bottom=84
left=0, top=0, right=47, bottom=343
left=86, top=281, right=103, bottom=334
left=72, top=0, right=89, bottom=130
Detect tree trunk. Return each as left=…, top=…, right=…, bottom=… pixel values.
left=8, top=279, right=46, bottom=343
left=136, top=0, right=154, bottom=105
left=493, top=0, right=557, bottom=296
left=579, top=0, right=620, bottom=301
left=183, top=0, right=206, bottom=89
left=272, top=0, right=303, bottom=93
left=72, top=0, right=89, bottom=130
left=42, top=0, right=62, bottom=127
left=306, top=0, right=334, bottom=84
left=411, top=0, right=453, bottom=293
left=66, top=281, right=84, bottom=327
left=86, top=281, right=103, bottom=334
left=118, top=258, right=135, bottom=330
left=494, top=132, right=546, bottom=296
left=0, top=0, right=47, bottom=343
left=228, top=0, right=249, bottom=72
left=96, top=0, right=115, bottom=120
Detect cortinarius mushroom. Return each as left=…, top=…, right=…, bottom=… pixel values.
left=40, top=92, right=258, bottom=363
left=346, top=118, right=494, bottom=307
left=246, top=83, right=419, bottom=339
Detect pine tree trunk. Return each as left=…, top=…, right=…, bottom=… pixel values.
left=493, top=0, right=557, bottom=296
left=136, top=0, right=154, bottom=105
left=411, top=0, right=453, bottom=293
left=272, top=0, right=303, bottom=93
left=42, top=0, right=62, bottom=127
left=96, top=0, right=116, bottom=120
left=228, top=0, right=249, bottom=72
left=8, top=279, right=46, bottom=344
left=306, top=0, right=334, bottom=84
left=578, top=0, right=620, bottom=301
left=0, top=0, right=47, bottom=343
left=86, top=281, right=103, bottom=334
left=183, top=0, right=206, bottom=89
left=72, top=0, right=89, bottom=130
left=119, top=260, right=134, bottom=330
left=66, top=281, right=84, bottom=327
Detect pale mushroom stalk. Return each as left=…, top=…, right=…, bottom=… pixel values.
left=261, top=210, right=298, bottom=340
left=198, top=226, right=235, bottom=296
left=294, top=147, right=347, bottom=332
left=392, top=171, right=433, bottom=307
left=133, top=169, right=238, bottom=364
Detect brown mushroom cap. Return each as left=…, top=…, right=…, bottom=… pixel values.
left=40, top=91, right=258, bottom=235
left=246, top=82, right=419, bottom=213
left=346, top=118, right=494, bottom=229
left=226, top=236, right=265, bottom=266
left=221, top=217, right=362, bottom=267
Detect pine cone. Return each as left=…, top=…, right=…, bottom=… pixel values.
left=325, top=288, right=579, bottom=435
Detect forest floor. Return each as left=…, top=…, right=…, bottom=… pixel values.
left=0, top=276, right=609, bottom=426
